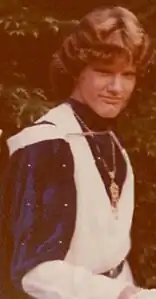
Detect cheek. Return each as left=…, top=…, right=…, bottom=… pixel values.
left=95, top=77, right=109, bottom=89
left=84, top=78, right=98, bottom=96
left=124, top=79, right=136, bottom=97
left=79, top=77, right=92, bottom=97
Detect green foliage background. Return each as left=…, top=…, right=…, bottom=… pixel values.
left=0, top=0, right=156, bottom=289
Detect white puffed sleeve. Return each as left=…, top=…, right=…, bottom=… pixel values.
left=22, top=260, right=133, bottom=299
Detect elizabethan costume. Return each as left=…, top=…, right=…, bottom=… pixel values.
left=0, top=101, right=134, bottom=299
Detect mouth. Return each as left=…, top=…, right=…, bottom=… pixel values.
left=99, top=95, right=121, bottom=104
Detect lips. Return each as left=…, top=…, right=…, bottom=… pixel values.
left=99, top=95, right=121, bottom=104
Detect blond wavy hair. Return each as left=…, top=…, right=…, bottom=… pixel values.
left=50, top=6, right=153, bottom=100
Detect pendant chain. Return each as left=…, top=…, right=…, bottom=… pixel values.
left=73, top=110, right=120, bottom=217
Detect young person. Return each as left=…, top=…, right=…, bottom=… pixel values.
left=0, top=6, right=155, bottom=299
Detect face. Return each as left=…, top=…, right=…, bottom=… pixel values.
left=72, top=57, right=137, bottom=118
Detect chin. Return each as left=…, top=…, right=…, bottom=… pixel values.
left=94, top=103, right=122, bottom=118
left=99, top=110, right=120, bottom=119
left=100, top=105, right=123, bottom=118
left=108, top=112, right=120, bottom=118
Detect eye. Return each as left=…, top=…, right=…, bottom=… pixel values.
left=94, top=69, right=112, bottom=76
left=124, top=72, right=136, bottom=79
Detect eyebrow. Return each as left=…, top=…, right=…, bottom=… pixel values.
left=93, top=66, right=137, bottom=74
left=93, top=66, right=112, bottom=72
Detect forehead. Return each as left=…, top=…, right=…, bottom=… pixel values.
left=90, top=56, right=136, bottom=73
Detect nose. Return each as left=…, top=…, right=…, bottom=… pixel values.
left=107, top=75, right=123, bottom=96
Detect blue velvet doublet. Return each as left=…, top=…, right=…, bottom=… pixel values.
left=0, top=139, right=76, bottom=299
